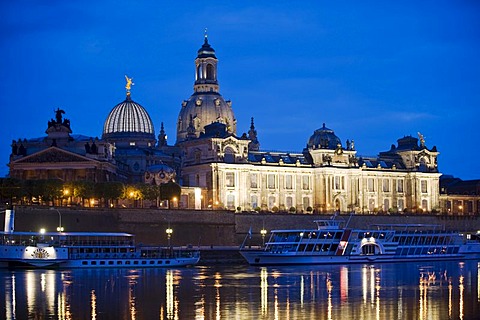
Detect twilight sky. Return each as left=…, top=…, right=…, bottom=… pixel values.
left=1, top=1, right=479, bottom=179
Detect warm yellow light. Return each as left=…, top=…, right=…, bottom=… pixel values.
left=129, top=191, right=134, bottom=197
left=40, top=228, right=46, bottom=234
left=166, top=228, right=173, bottom=235
left=63, top=189, right=70, bottom=196
left=261, top=229, right=267, bottom=236
left=90, top=199, right=94, bottom=205
left=173, top=197, right=177, bottom=202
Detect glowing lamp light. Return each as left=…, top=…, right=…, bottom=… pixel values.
left=40, top=228, right=46, bottom=234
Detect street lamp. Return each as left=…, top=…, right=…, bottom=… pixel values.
left=166, top=227, right=173, bottom=247
left=50, top=207, right=64, bottom=232
left=260, top=228, right=267, bottom=246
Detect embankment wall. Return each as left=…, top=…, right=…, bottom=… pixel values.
left=6, top=207, right=480, bottom=247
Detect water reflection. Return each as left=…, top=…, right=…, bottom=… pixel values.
left=0, top=261, right=479, bottom=319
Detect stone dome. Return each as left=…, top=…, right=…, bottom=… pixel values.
left=176, top=92, right=236, bottom=142
left=103, top=94, right=155, bottom=141
left=307, top=123, right=342, bottom=150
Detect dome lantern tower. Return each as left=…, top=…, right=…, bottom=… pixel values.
left=194, top=31, right=219, bottom=93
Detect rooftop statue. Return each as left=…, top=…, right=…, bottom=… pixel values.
left=125, top=75, right=134, bottom=92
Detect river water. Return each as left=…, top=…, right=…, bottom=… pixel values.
left=1, top=260, right=479, bottom=319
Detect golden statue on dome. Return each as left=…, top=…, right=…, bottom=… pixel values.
left=125, top=75, right=134, bottom=93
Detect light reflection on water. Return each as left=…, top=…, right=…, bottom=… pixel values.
left=0, top=261, right=479, bottom=319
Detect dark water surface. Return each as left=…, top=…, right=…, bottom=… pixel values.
left=1, top=260, right=479, bottom=319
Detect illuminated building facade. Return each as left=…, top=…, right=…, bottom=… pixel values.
left=177, top=36, right=441, bottom=213
left=7, top=36, right=442, bottom=212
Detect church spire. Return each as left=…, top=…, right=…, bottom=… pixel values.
left=158, top=122, right=167, bottom=147
left=248, top=117, right=260, bottom=151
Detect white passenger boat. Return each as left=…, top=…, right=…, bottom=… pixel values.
left=240, top=218, right=480, bottom=266
left=0, top=207, right=199, bottom=268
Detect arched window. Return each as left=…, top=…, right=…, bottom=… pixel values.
left=196, top=65, right=202, bottom=80
left=224, top=147, right=235, bottom=163
left=206, top=64, right=214, bottom=80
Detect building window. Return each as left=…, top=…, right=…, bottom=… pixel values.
left=250, top=173, right=258, bottom=189
left=334, top=176, right=345, bottom=190
left=195, top=150, right=201, bottom=164
left=285, top=175, right=293, bottom=189
left=267, top=174, right=276, bottom=189
left=286, top=196, right=293, bottom=209
left=226, top=172, right=235, bottom=187
left=302, top=176, right=310, bottom=190
left=303, top=197, right=310, bottom=210
left=251, top=195, right=258, bottom=209
left=367, top=178, right=375, bottom=192
left=397, top=179, right=404, bottom=193
left=421, top=180, right=428, bottom=193
left=383, top=199, right=390, bottom=212
left=421, top=199, right=428, bottom=211
left=268, top=196, right=276, bottom=209
left=383, top=179, right=390, bottom=192
left=398, top=199, right=404, bottom=211
left=226, top=194, right=235, bottom=209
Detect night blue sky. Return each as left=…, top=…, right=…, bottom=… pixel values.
left=1, top=1, right=479, bottom=179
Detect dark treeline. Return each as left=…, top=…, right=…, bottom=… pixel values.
left=0, top=178, right=180, bottom=208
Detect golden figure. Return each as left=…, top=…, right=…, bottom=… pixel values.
left=125, top=75, right=134, bottom=92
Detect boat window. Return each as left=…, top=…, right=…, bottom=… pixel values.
left=362, top=244, right=376, bottom=255
left=373, top=232, right=379, bottom=239
left=298, top=244, right=306, bottom=252
left=91, top=261, right=97, bottom=265
left=117, top=261, right=122, bottom=265
left=306, top=244, right=314, bottom=252
left=322, top=244, right=331, bottom=252
left=335, top=232, right=342, bottom=239
left=100, top=261, right=105, bottom=265
left=109, top=261, right=114, bottom=265
left=330, top=244, right=338, bottom=252
left=82, top=261, right=88, bottom=265
left=158, top=261, right=163, bottom=264
left=379, top=233, right=386, bottom=240
left=405, top=237, right=412, bottom=245
left=150, top=261, right=154, bottom=264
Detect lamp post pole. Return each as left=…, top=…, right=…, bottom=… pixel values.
left=166, top=227, right=173, bottom=247
left=50, top=207, right=64, bottom=232
left=260, top=228, right=267, bottom=246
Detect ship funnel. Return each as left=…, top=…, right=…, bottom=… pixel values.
left=4, top=205, right=14, bottom=233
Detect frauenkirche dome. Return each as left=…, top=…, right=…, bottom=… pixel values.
left=176, top=35, right=236, bottom=143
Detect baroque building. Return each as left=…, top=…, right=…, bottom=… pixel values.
left=175, top=36, right=441, bottom=213
left=7, top=35, right=442, bottom=213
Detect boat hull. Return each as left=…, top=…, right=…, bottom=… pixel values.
left=1, top=256, right=200, bottom=269
left=240, top=250, right=480, bottom=266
